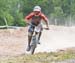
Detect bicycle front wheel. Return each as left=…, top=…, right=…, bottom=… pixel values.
left=31, top=44, right=36, bottom=54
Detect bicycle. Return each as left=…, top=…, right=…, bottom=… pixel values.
left=30, top=32, right=39, bottom=54
left=30, top=27, right=49, bottom=54
left=26, top=23, right=49, bottom=54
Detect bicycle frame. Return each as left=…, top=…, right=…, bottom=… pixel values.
left=30, top=32, right=39, bottom=54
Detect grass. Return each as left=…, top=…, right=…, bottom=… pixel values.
left=0, top=50, right=75, bottom=63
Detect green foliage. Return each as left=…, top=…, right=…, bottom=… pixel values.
left=4, top=12, right=14, bottom=26
left=51, top=7, right=64, bottom=18
left=13, top=11, right=26, bottom=26
left=0, top=17, right=5, bottom=26
left=0, top=0, right=75, bottom=26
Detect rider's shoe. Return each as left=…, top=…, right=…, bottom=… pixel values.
left=26, top=45, right=31, bottom=51
left=38, top=42, right=40, bottom=44
left=37, top=40, right=40, bottom=44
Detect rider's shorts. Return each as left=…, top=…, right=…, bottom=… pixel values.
left=28, top=23, right=43, bottom=33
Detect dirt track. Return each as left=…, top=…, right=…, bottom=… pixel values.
left=0, top=25, right=75, bottom=56
left=0, top=27, right=28, bottom=56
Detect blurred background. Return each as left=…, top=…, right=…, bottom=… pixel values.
left=0, top=0, right=75, bottom=27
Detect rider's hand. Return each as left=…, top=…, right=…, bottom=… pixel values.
left=44, top=27, right=49, bottom=30
left=26, top=22, right=30, bottom=26
left=46, top=24, right=49, bottom=30
left=45, top=27, right=49, bottom=30
left=25, top=19, right=30, bottom=26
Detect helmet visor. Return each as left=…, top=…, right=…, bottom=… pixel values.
left=33, top=8, right=41, bottom=12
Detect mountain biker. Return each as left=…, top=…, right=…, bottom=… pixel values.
left=25, top=6, right=49, bottom=51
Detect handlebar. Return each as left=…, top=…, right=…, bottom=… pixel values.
left=26, top=23, right=49, bottom=30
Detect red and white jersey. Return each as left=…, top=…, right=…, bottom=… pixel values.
left=25, top=12, right=48, bottom=25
